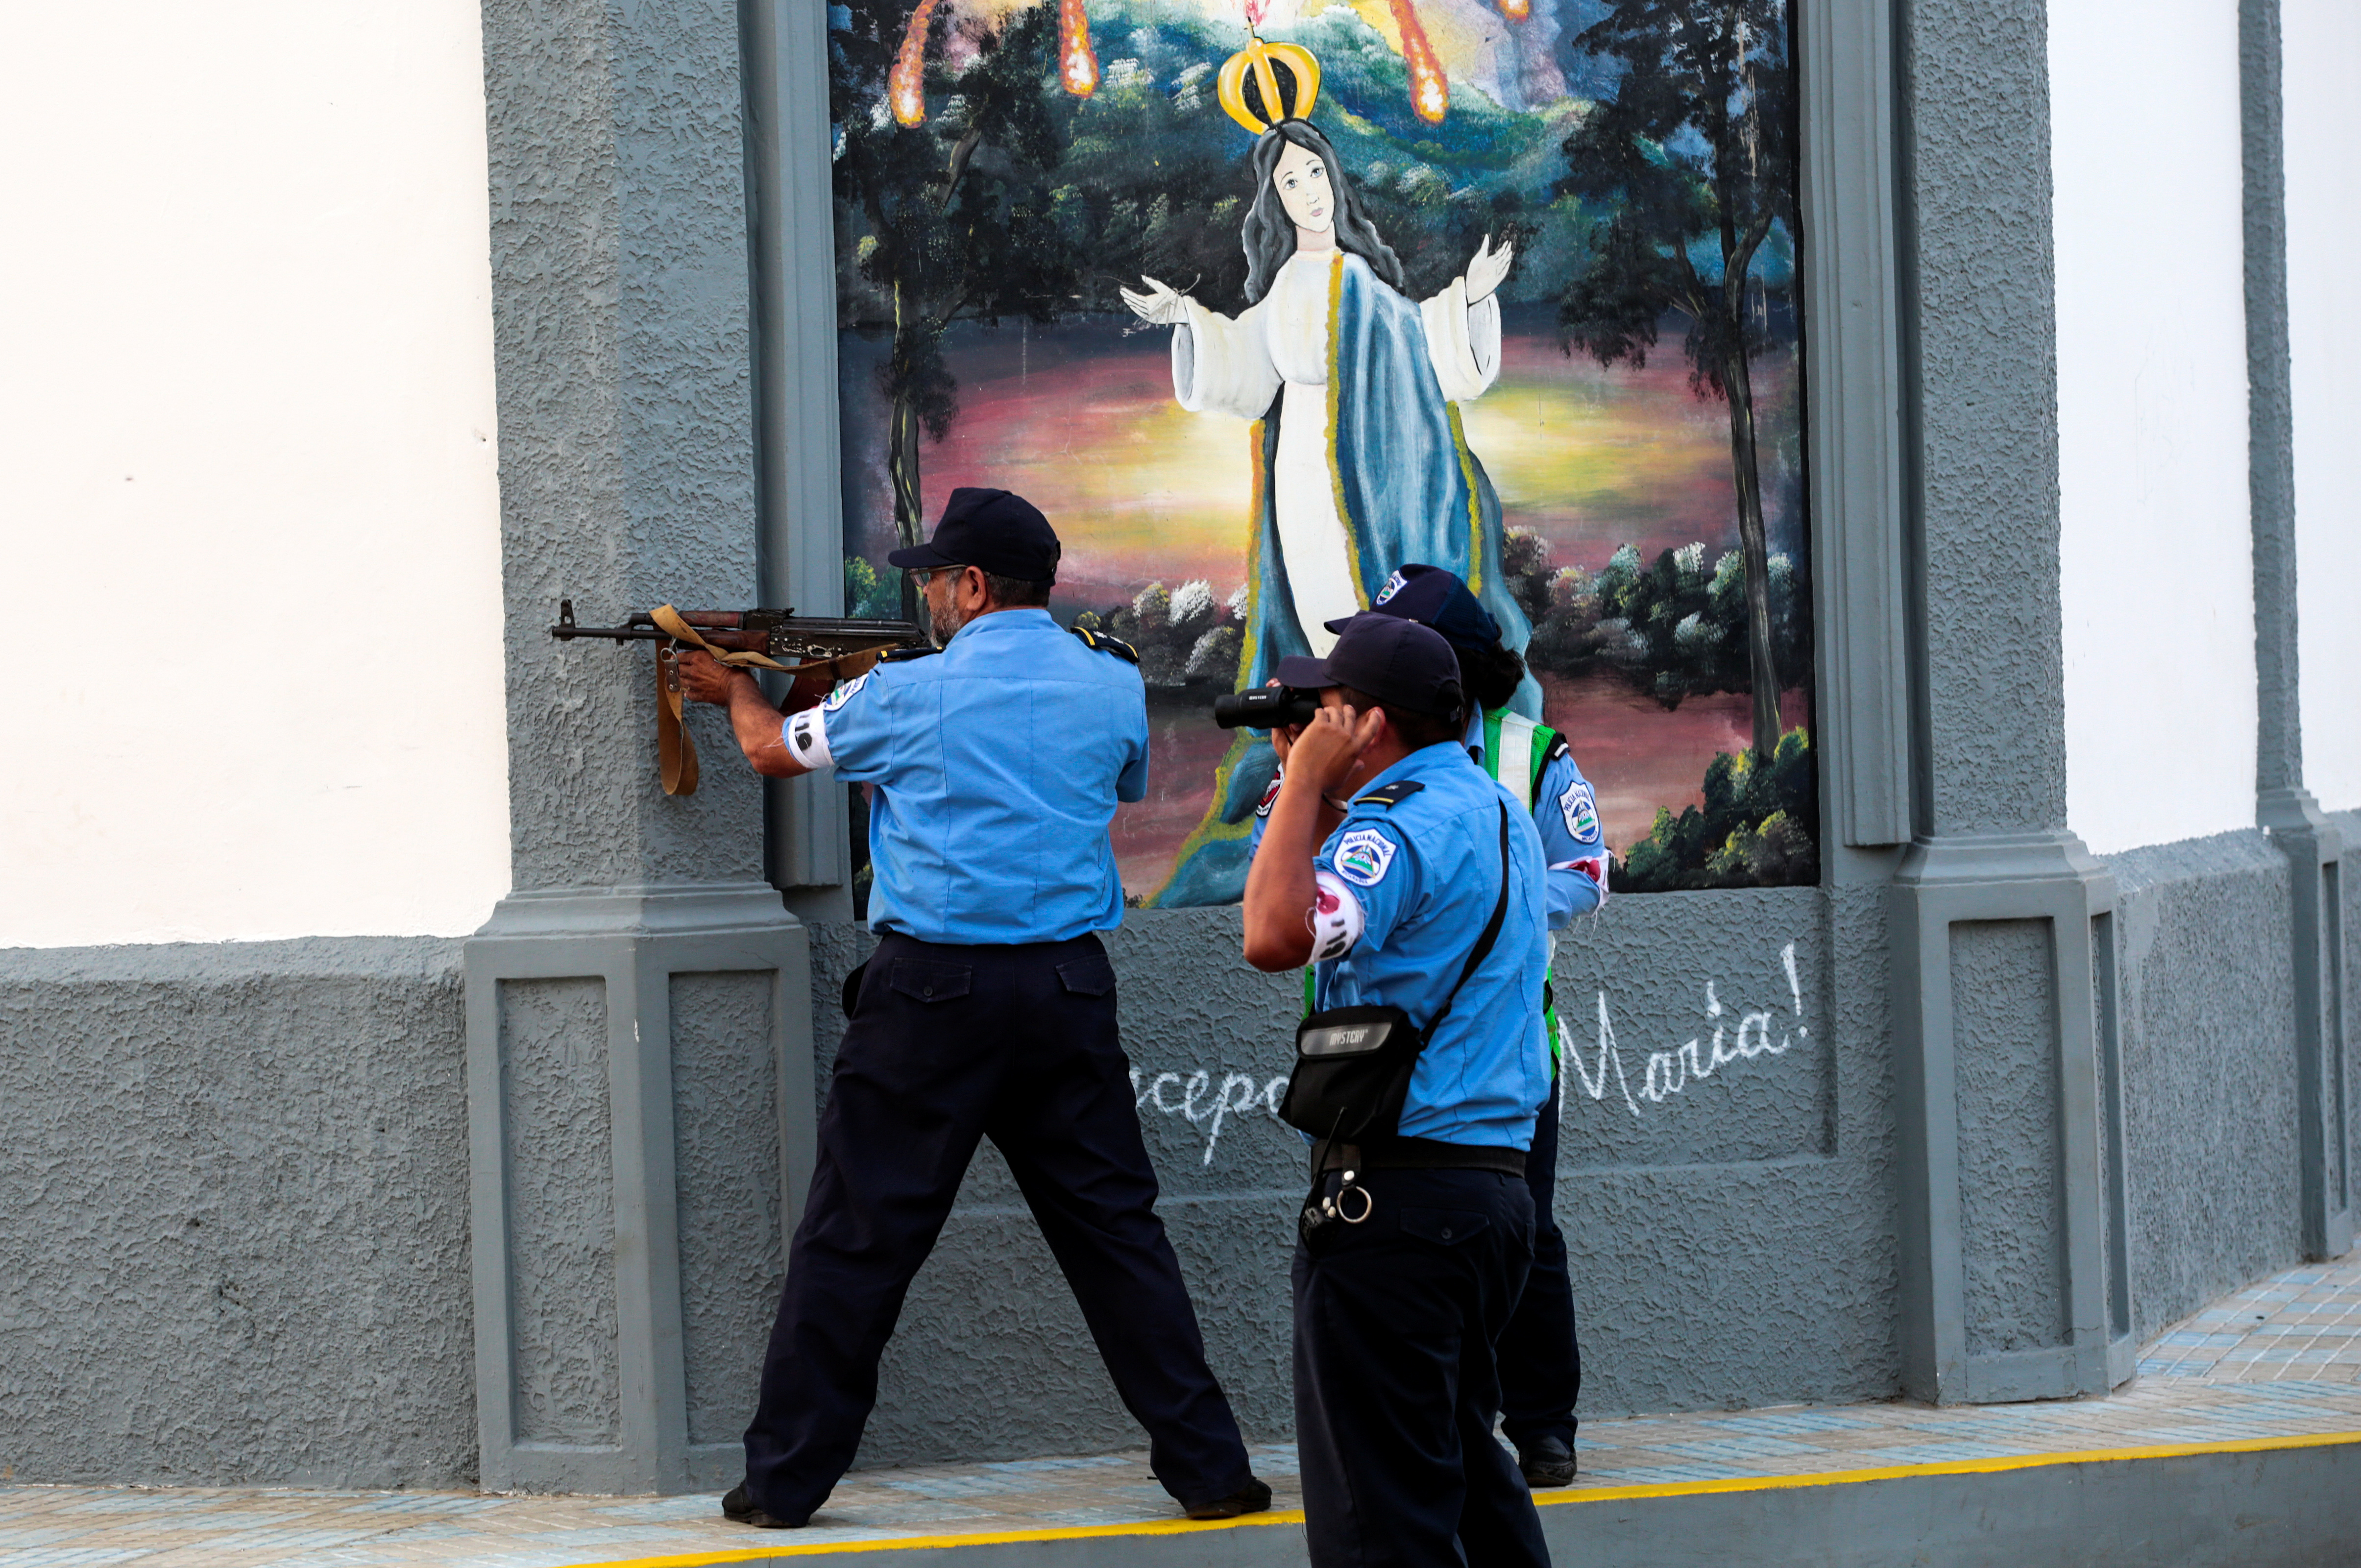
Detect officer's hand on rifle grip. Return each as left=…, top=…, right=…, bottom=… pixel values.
left=675, top=650, right=743, bottom=706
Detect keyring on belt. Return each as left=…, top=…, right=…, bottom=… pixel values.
left=1324, top=1168, right=1374, bottom=1225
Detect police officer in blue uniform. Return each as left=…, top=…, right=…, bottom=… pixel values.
left=1243, top=612, right=1554, bottom=1568
left=1246, top=566, right=1606, bottom=1490
left=677, top=488, right=1268, bottom=1530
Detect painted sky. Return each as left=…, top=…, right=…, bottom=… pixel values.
left=844, top=309, right=1801, bottom=610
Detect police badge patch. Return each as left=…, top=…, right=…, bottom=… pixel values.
left=1333, top=826, right=1397, bottom=887
left=820, top=671, right=873, bottom=713
left=1373, top=570, right=1408, bottom=605
left=1558, top=779, right=1601, bottom=844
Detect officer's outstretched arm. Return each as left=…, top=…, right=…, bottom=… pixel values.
left=679, top=653, right=814, bottom=779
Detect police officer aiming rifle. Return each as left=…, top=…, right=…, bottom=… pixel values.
left=1244, top=612, right=1554, bottom=1568
left=676, top=487, right=1269, bottom=1530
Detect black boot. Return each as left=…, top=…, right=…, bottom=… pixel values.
left=721, top=1482, right=803, bottom=1528
left=1184, top=1475, right=1274, bottom=1520
left=1517, top=1435, right=1577, bottom=1489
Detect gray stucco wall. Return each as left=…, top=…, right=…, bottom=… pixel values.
left=0, top=939, right=476, bottom=1489
left=0, top=820, right=2343, bottom=1486
left=480, top=0, right=766, bottom=892
left=2337, top=810, right=2360, bottom=1236
left=2109, top=831, right=2303, bottom=1345
left=806, top=885, right=1903, bottom=1469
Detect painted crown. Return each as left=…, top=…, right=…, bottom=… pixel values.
left=1216, top=34, right=1321, bottom=135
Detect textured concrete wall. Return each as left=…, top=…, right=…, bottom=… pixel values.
left=807, top=888, right=1901, bottom=1468
left=2337, top=811, right=2360, bottom=1222
left=1900, top=0, right=2069, bottom=838
left=480, top=0, right=765, bottom=891
left=2110, top=832, right=2303, bottom=1344
left=672, top=971, right=790, bottom=1447
left=2287, top=4, right=2361, bottom=813
left=1950, top=921, right=2066, bottom=1357
left=498, top=977, right=620, bottom=1445
left=0, top=826, right=2338, bottom=1482
left=0, top=940, right=476, bottom=1488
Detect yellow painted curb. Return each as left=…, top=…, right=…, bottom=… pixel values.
left=564, top=1429, right=2361, bottom=1568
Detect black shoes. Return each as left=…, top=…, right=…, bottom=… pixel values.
left=1518, top=1435, right=1578, bottom=1489
left=721, top=1482, right=802, bottom=1528
left=1184, top=1475, right=1274, bottom=1520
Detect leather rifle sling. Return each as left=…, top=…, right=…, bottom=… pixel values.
left=642, top=604, right=901, bottom=797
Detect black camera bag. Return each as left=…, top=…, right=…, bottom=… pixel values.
left=1278, top=802, right=1511, bottom=1143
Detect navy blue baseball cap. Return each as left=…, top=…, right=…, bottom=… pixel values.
left=887, top=487, right=1062, bottom=582
left=1277, top=613, right=1466, bottom=717
left=1327, top=563, right=1499, bottom=651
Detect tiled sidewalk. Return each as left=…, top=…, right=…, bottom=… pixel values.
left=2137, top=1255, right=2361, bottom=1383
left=6, top=1254, right=2358, bottom=1568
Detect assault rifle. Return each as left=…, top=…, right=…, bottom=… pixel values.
left=550, top=600, right=926, bottom=796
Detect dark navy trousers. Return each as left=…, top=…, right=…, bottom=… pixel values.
left=1293, top=1167, right=1551, bottom=1568
left=742, top=931, right=1253, bottom=1524
left=1497, top=1078, right=1581, bottom=1449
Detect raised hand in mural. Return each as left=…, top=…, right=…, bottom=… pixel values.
left=1120, top=275, right=1191, bottom=327
left=1464, top=233, right=1514, bottom=304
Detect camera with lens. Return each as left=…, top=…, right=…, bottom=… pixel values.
left=1212, top=685, right=1323, bottom=731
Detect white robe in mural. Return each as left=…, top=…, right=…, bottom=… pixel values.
left=1169, top=250, right=1502, bottom=654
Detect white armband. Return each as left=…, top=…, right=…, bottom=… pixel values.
left=1553, top=854, right=1611, bottom=905
left=784, top=707, right=834, bottom=770
left=1308, top=869, right=1366, bottom=961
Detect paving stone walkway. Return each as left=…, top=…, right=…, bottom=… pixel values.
left=6, top=1253, right=2358, bottom=1567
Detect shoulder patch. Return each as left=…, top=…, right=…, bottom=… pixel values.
left=882, top=643, right=939, bottom=663
left=1255, top=762, right=1285, bottom=819
left=1352, top=780, right=1426, bottom=809
left=1332, top=826, right=1398, bottom=888
left=1557, top=777, right=1601, bottom=844
left=1071, top=626, right=1141, bottom=663
left=820, top=670, right=875, bottom=713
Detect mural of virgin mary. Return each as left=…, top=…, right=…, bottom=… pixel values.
left=1123, top=52, right=1537, bottom=904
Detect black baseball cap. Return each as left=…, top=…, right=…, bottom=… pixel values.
left=1328, top=563, right=1499, bottom=651
left=1276, top=613, right=1466, bottom=717
left=886, top=487, right=1062, bottom=582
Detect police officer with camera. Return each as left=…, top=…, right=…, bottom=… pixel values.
left=677, top=487, right=1268, bottom=1530
left=1244, top=612, right=1553, bottom=1568
left=1235, top=565, right=1606, bottom=1491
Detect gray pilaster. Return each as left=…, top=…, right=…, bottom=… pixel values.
left=1885, top=0, right=2125, bottom=1400
left=747, top=0, right=857, bottom=919
left=2239, top=0, right=2351, bottom=1262
left=1797, top=0, right=1911, bottom=862
left=470, top=0, right=816, bottom=1493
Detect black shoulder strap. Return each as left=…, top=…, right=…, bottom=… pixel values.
left=1070, top=625, right=1141, bottom=663
left=1420, top=802, right=1513, bottom=1042
left=882, top=643, right=940, bottom=663
left=1353, top=780, right=1425, bottom=808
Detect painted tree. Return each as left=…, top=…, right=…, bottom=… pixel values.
left=1557, top=0, right=1795, bottom=759
left=833, top=0, right=1078, bottom=615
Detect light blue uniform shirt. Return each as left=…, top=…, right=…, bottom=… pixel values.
left=1464, top=709, right=1607, bottom=927
left=1248, top=708, right=1607, bottom=929
left=784, top=608, right=1148, bottom=944
left=1306, top=741, right=1551, bottom=1150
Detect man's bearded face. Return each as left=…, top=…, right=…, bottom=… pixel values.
left=925, top=569, right=977, bottom=648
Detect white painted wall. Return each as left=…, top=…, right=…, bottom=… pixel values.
left=2284, top=0, right=2361, bottom=815
left=2052, top=0, right=2259, bottom=856
left=0, top=1, right=511, bottom=946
